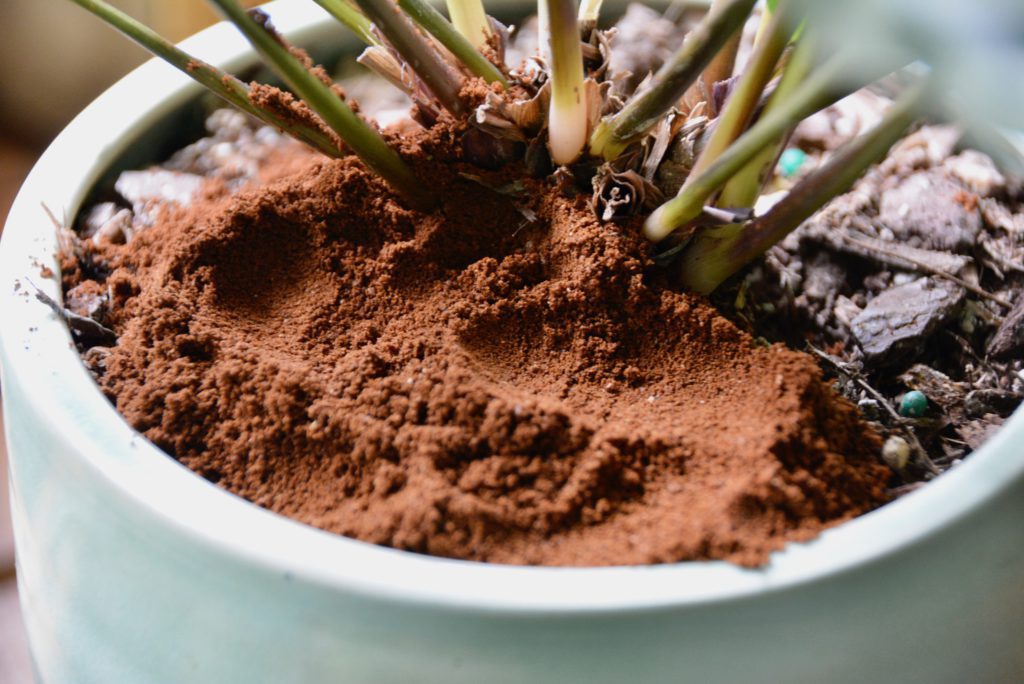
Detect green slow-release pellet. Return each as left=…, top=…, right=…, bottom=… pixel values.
left=777, top=147, right=806, bottom=178
left=899, top=390, right=928, bottom=418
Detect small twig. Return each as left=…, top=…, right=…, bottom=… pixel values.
left=808, top=345, right=940, bottom=475
left=41, top=203, right=67, bottom=231
left=841, top=234, right=1014, bottom=309
left=701, top=205, right=752, bottom=224
left=887, top=482, right=927, bottom=497
left=30, top=280, right=118, bottom=347
left=942, top=329, right=1001, bottom=379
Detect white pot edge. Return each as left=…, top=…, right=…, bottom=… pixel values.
left=1, top=0, right=1022, bottom=614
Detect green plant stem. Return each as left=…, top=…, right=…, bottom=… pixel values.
left=397, top=0, right=507, bottom=86
left=353, top=0, right=467, bottom=116
left=683, top=0, right=745, bottom=115
left=718, top=34, right=814, bottom=208
left=589, top=0, right=756, bottom=161
left=644, top=52, right=849, bottom=241
left=677, top=82, right=926, bottom=293
left=68, top=0, right=346, bottom=159
left=541, top=0, right=588, bottom=165
left=310, top=0, right=378, bottom=46
left=685, top=6, right=789, bottom=185
left=445, top=0, right=492, bottom=49
left=208, top=0, right=433, bottom=209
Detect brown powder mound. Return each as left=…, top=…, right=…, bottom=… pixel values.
left=85, top=146, right=889, bottom=566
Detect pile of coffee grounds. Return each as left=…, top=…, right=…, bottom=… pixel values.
left=65, top=115, right=889, bottom=567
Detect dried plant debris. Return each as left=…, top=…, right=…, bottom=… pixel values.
left=32, top=285, right=116, bottom=347
left=605, top=4, right=688, bottom=98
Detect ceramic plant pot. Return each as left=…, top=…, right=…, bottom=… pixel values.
left=2, top=2, right=1023, bottom=682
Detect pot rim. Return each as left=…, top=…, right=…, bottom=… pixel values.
left=2, top=0, right=1022, bottom=614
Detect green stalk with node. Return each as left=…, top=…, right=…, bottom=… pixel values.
left=677, top=81, right=927, bottom=293
left=541, top=0, right=588, bottom=166
left=309, top=0, right=378, bottom=46
left=589, top=0, right=757, bottom=161
left=67, top=0, right=345, bottom=160
left=445, top=0, right=493, bottom=49
left=398, top=0, right=508, bottom=86
left=209, top=0, right=434, bottom=209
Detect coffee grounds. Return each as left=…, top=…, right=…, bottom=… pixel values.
left=75, top=126, right=889, bottom=566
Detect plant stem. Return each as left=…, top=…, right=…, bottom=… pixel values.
left=644, top=52, right=848, bottom=241
left=578, top=0, right=604, bottom=26
left=541, top=0, right=588, bottom=165
left=353, top=0, right=468, bottom=116
left=208, top=0, right=433, bottom=209
left=398, top=0, right=507, bottom=86
left=589, top=0, right=756, bottom=161
left=67, top=0, right=344, bottom=159
left=309, top=0, right=378, bottom=46
left=717, top=32, right=813, bottom=208
left=685, top=6, right=789, bottom=185
left=677, top=82, right=926, bottom=293
left=445, top=0, right=493, bottom=49
left=683, top=0, right=745, bottom=115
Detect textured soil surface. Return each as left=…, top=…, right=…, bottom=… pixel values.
left=59, top=111, right=890, bottom=566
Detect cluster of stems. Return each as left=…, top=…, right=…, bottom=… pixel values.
left=68, top=0, right=923, bottom=295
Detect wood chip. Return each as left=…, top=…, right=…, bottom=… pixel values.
left=851, top=277, right=965, bottom=366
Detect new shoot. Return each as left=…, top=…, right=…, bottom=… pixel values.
left=445, top=0, right=492, bottom=49
left=541, top=0, right=588, bottom=165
